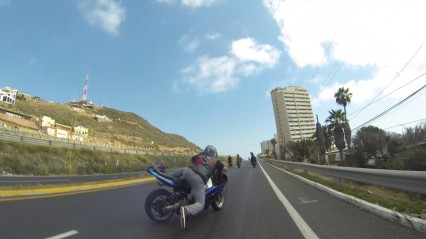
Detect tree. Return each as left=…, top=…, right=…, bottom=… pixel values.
left=287, top=139, right=316, bottom=162
left=315, top=115, right=326, bottom=164
left=326, top=109, right=346, bottom=161
left=343, top=122, right=352, bottom=149
left=271, top=138, right=277, bottom=159
left=335, top=87, right=352, bottom=149
left=352, top=126, right=387, bottom=166
left=323, top=125, right=333, bottom=152
left=279, top=144, right=286, bottom=160
left=405, top=150, right=426, bottom=171
left=334, top=87, right=352, bottom=120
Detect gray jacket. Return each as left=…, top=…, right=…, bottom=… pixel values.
left=189, top=152, right=220, bottom=184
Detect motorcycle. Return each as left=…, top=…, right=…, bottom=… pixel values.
left=251, top=159, right=257, bottom=168
left=228, top=161, right=232, bottom=167
left=145, top=167, right=228, bottom=223
left=237, top=160, right=241, bottom=168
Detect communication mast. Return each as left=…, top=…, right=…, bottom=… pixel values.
left=82, top=70, right=89, bottom=102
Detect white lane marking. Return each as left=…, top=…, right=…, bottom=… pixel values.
left=259, top=162, right=319, bottom=239
left=44, top=230, right=79, bottom=239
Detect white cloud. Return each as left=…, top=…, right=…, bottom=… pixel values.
left=157, top=0, right=218, bottom=8
left=79, top=0, right=126, bottom=36
left=179, top=38, right=281, bottom=94
left=181, top=56, right=238, bottom=94
left=156, top=0, right=176, bottom=5
left=264, top=0, right=426, bottom=107
left=231, top=38, right=281, bottom=67
left=205, top=32, right=221, bottom=40
left=182, top=0, right=218, bottom=8
left=178, top=35, right=200, bottom=53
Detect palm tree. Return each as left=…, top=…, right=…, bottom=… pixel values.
left=315, top=115, right=326, bottom=164
left=343, top=121, right=352, bottom=149
left=326, top=109, right=346, bottom=161
left=334, top=87, right=352, bottom=120
left=323, top=125, right=332, bottom=152
left=335, top=87, right=352, bottom=148
left=271, top=138, right=277, bottom=159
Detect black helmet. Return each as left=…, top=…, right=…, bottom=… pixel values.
left=204, top=145, right=217, bottom=158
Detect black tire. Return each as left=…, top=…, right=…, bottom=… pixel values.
left=145, top=189, right=175, bottom=223
left=211, top=192, right=225, bottom=211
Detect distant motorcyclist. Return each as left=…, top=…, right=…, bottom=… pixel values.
left=227, top=155, right=233, bottom=167
left=250, top=152, right=257, bottom=167
left=236, top=154, right=242, bottom=163
left=236, top=154, right=242, bottom=168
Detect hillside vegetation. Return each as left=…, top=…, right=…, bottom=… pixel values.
left=8, top=99, right=200, bottom=153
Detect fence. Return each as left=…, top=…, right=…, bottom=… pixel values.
left=0, top=127, right=192, bottom=157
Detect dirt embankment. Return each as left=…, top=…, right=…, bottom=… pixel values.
left=0, top=114, right=38, bottom=130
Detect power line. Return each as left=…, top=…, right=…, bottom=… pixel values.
left=384, top=118, right=426, bottom=130
left=349, top=72, right=426, bottom=118
left=349, top=42, right=425, bottom=120
left=305, top=34, right=336, bottom=90
left=312, top=59, right=344, bottom=101
left=353, top=84, right=426, bottom=131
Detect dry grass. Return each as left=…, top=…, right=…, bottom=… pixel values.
left=278, top=166, right=426, bottom=219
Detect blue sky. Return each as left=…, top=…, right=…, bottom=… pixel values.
left=1, top=0, right=426, bottom=157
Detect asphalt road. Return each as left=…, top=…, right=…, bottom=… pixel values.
left=0, top=160, right=423, bottom=239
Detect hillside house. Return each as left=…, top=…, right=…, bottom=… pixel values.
left=0, top=87, right=17, bottom=104
left=41, top=116, right=71, bottom=139
left=93, top=114, right=112, bottom=122
left=72, top=125, right=89, bottom=142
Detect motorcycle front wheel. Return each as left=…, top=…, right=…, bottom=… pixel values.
left=145, top=189, right=175, bottom=223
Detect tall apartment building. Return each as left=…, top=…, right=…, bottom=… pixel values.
left=271, top=86, right=316, bottom=152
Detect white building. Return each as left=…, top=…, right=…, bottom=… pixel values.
left=40, top=116, right=71, bottom=139
left=271, top=86, right=316, bottom=157
left=73, top=126, right=89, bottom=142
left=0, top=87, right=17, bottom=104
left=260, top=134, right=278, bottom=157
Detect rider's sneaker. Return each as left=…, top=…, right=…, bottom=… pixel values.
left=180, top=206, right=190, bottom=229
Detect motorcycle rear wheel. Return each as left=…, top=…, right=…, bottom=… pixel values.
left=211, top=192, right=225, bottom=211
left=145, top=189, right=175, bottom=223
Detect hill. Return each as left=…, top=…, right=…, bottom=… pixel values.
left=4, top=98, right=201, bottom=154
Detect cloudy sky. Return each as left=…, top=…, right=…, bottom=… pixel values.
left=1, top=0, right=425, bottom=156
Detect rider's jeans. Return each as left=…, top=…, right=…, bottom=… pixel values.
left=172, top=167, right=206, bottom=215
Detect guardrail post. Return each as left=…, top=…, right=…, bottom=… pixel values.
left=335, top=177, right=341, bottom=185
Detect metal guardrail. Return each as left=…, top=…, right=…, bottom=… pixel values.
left=265, top=159, right=426, bottom=194
left=0, top=128, right=191, bottom=157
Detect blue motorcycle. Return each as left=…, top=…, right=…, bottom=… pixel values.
left=145, top=167, right=228, bottom=223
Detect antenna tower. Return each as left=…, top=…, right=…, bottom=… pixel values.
left=82, top=70, right=89, bottom=102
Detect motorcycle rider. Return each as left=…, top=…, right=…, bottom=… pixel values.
left=172, top=145, right=226, bottom=229
left=227, top=155, right=232, bottom=167
left=236, top=154, right=242, bottom=166
left=250, top=152, right=257, bottom=165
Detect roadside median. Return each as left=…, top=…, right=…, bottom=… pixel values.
left=0, top=176, right=156, bottom=202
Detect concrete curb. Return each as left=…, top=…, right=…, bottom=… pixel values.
left=266, top=162, right=426, bottom=233
left=0, top=176, right=156, bottom=201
